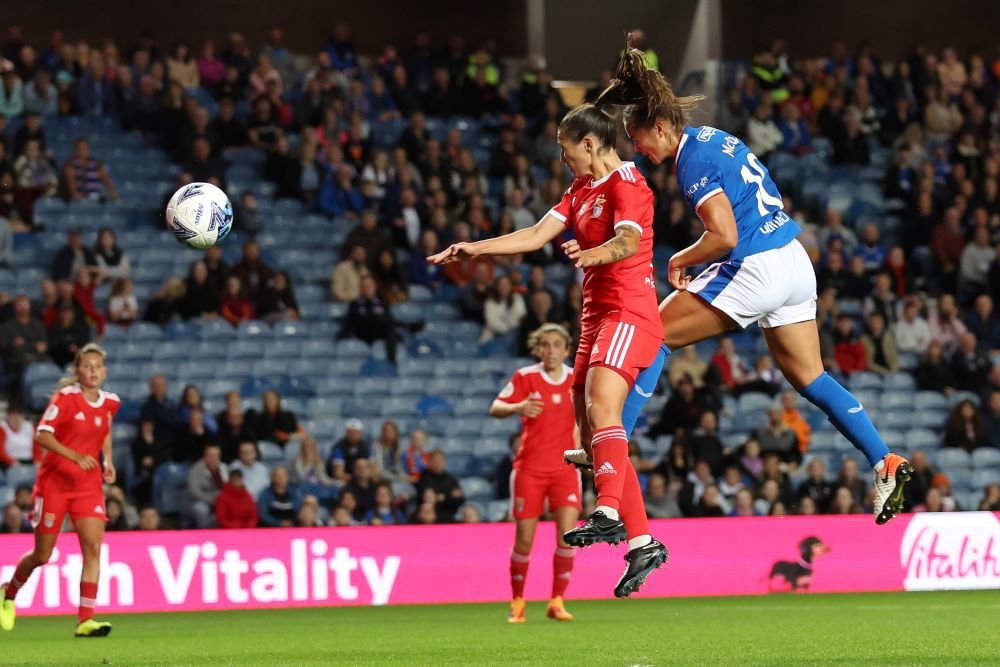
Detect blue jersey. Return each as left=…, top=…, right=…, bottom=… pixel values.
left=675, top=125, right=800, bottom=261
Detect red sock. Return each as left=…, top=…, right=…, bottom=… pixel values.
left=619, top=465, right=651, bottom=540
left=592, top=426, right=629, bottom=511
left=551, top=547, right=574, bottom=598
left=5, top=559, right=36, bottom=601
left=509, top=550, right=530, bottom=599
left=79, top=581, right=98, bottom=623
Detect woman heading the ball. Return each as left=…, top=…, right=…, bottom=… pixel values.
left=430, top=105, right=668, bottom=598
left=600, top=36, right=911, bottom=524
left=0, top=343, right=120, bottom=637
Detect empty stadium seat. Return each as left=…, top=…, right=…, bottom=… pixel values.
left=935, top=448, right=972, bottom=470
left=971, top=448, right=1000, bottom=467
left=153, top=463, right=190, bottom=516
left=460, top=476, right=493, bottom=500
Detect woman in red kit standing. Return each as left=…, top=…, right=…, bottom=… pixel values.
left=0, top=343, right=120, bottom=637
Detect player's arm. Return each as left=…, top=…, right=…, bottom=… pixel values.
left=562, top=225, right=640, bottom=268
left=489, top=398, right=543, bottom=419
left=101, top=428, right=116, bottom=484
left=36, top=430, right=98, bottom=470
left=427, top=214, right=565, bottom=264
left=668, top=193, right=739, bottom=290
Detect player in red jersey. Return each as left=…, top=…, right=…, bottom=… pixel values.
left=490, top=324, right=580, bottom=623
left=0, top=343, right=120, bottom=637
left=429, top=105, right=668, bottom=597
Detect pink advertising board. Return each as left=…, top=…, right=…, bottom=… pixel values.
left=2, top=512, right=999, bottom=615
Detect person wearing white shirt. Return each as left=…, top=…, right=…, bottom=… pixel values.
left=893, top=299, right=933, bottom=355
left=0, top=407, right=35, bottom=464
left=229, top=441, right=271, bottom=500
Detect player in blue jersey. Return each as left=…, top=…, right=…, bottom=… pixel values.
left=594, top=38, right=912, bottom=525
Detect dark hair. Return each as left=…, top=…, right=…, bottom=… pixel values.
left=596, top=33, right=703, bottom=130
left=557, top=104, right=617, bottom=152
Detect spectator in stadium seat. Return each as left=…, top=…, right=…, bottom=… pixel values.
left=853, top=224, right=888, bottom=273
left=780, top=391, right=811, bottom=454
left=717, top=464, right=745, bottom=504
left=894, top=297, right=933, bottom=355
left=494, top=433, right=519, bottom=500
left=93, top=227, right=131, bottom=281
left=832, top=112, right=870, bottom=166
left=458, top=261, right=494, bottom=323
left=678, top=461, right=713, bottom=517
left=517, top=290, right=554, bottom=356
left=296, top=495, right=328, bottom=527
left=0, top=295, right=47, bottom=396
left=776, top=102, right=810, bottom=154
left=202, top=245, right=229, bottom=295
left=943, top=399, right=987, bottom=451
left=0, top=65, right=24, bottom=118
left=831, top=314, right=867, bottom=376
left=257, top=465, right=302, bottom=528
left=187, top=443, right=228, bottom=528
left=328, top=419, right=370, bottom=482
left=71, top=267, right=106, bottom=335
left=966, top=295, right=1000, bottom=355
left=416, top=449, right=465, bottom=523
left=166, top=42, right=199, bottom=89
left=652, top=377, right=705, bottom=436
left=738, top=438, right=763, bottom=482
left=797, top=458, right=833, bottom=512
left=930, top=207, right=966, bottom=294
left=61, top=138, right=118, bottom=202
left=107, top=278, right=139, bottom=326
left=816, top=250, right=850, bottom=296
left=143, top=276, right=185, bottom=325
left=196, top=39, right=226, bottom=89
left=952, top=332, right=991, bottom=394
left=23, top=69, right=57, bottom=117
left=140, top=374, right=178, bottom=445
left=220, top=275, right=256, bottom=325
left=210, top=97, right=248, bottom=150
left=829, top=486, right=862, bottom=514
left=978, top=483, right=1000, bottom=511
left=46, top=303, right=90, bottom=367
left=183, top=137, right=227, bottom=185
left=929, top=294, right=967, bottom=357
left=371, top=248, right=409, bottom=306
left=256, top=271, right=299, bottom=322
left=75, top=53, right=116, bottom=117
left=130, top=420, right=169, bottom=508
left=755, top=407, right=801, bottom=466
left=480, top=275, right=526, bottom=344
left=331, top=505, right=357, bottom=527
left=214, top=469, right=258, bottom=529
left=104, top=498, right=130, bottom=532
left=689, top=411, right=726, bottom=476
left=179, top=260, right=221, bottom=320
left=330, top=245, right=369, bottom=303
left=371, top=420, right=404, bottom=483
left=229, top=441, right=270, bottom=500
left=338, top=274, right=399, bottom=363
left=982, top=391, right=1000, bottom=446
left=729, top=488, right=759, bottom=517
left=745, top=99, right=781, bottom=160
left=247, top=389, right=300, bottom=448
left=343, top=458, right=377, bottom=520
left=835, top=458, right=867, bottom=509
left=0, top=502, right=29, bottom=533
left=291, top=435, right=335, bottom=491
left=915, top=340, right=957, bottom=394
left=959, top=226, right=994, bottom=298
left=695, top=484, right=727, bottom=517
left=365, top=482, right=407, bottom=525
left=643, top=473, right=681, bottom=519
left=667, top=345, right=708, bottom=390
left=343, top=210, right=390, bottom=265
left=177, top=106, right=221, bottom=162
left=0, top=406, right=33, bottom=468
left=50, top=227, right=98, bottom=282
left=216, top=400, right=258, bottom=464
left=13, top=138, right=57, bottom=217
left=861, top=312, right=899, bottom=376
left=174, top=407, right=216, bottom=463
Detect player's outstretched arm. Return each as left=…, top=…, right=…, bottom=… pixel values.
left=562, top=226, right=640, bottom=268
left=667, top=193, right=739, bottom=290
left=427, top=214, right=565, bottom=264
left=489, top=398, right=543, bottom=419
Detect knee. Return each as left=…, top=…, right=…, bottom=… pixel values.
left=34, top=547, right=54, bottom=566
left=585, top=400, right=619, bottom=429
left=513, top=536, right=533, bottom=554
left=80, top=540, right=102, bottom=562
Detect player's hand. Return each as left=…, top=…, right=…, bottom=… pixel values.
left=561, top=239, right=594, bottom=268
left=518, top=398, right=544, bottom=418
left=426, top=243, right=478, bottom=265
left=103, top=460, right=117, bottom=484
left=667, top=257, right=691, bottom=291
left=74, top=453, right=99, bottom=471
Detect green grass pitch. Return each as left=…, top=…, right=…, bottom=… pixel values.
left=2, top=590, right=999, bottom=666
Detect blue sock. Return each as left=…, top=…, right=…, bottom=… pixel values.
left=622, top=344, right=671, bottom=438
left=801, top=372, right=889, bottom=467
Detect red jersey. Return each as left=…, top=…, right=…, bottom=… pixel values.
left=36, top=385, right=120, bottom=488
left=549, top=162, right=660, bottom=336
left=495, top=364, right=575, bottom=475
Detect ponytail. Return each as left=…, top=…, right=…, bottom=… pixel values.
left=596, top=33, right=703, bottom=130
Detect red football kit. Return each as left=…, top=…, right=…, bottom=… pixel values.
left=32, top=385, right=120, bottom=533
left=548, top=162, right=662, bottom=389
left=494, top=363, right=581, bottom=520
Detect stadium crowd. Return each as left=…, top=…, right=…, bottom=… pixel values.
left=0, top=25, right=999, bottom=534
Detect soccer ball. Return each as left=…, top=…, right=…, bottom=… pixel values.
left=165, top=182, right=234, bottom=250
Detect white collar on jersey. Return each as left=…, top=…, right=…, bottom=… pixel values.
left=675, top=131, right=691, bottom=163
left=590, top=161, right=636, bottom=188
left=535, top=363, right=570, bottom=386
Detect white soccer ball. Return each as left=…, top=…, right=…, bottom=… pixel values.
left=165, top=182, right=234, bottom=250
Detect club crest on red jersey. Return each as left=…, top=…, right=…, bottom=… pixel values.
left=552, top=393, right=562, bottom=404
left=592, top=195, right=606, bottom=218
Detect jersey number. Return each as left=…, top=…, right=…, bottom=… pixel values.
left=740, top=154, right=783, bottom=216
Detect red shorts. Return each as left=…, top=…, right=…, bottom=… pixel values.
left=31, top=478, right=106, bottom=534
left=509, top=467, right=582, bottom=520
left=573, top=317, right=662, bottom=389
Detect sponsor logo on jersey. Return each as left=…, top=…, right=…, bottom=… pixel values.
left=759, top=210, right=791, bottom=235
left=75, top=411, right=86, bottom=421
left=721, top=134, right=740, bottom=158
left=44, top=404, right=59, bottom=421
left=592, top=194, right=606, bottom=218
left=595, top=461, right=617, bottom=477
left=686, top=176, right=709, bottom=199
left=697, top=127, right=717, bottom=142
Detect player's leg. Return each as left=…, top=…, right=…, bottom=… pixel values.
left=74, top=517, right=112, bottom=637
left=659, top=289, right=738, bottom=351
left=762, top=319, right=911, bottom=524
left=546, top=471, right=581, bottom=621
left=0, top=529, right=59, bottom=631
left=507, top=470, right=542, bottom=623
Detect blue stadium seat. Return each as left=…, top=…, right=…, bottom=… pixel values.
left=416, top=396, right=454, bottom=417
left=241, top=376, right=277, bottom=397
left=848, top=372, right=883, bottom=391
left=970, top=469, right=997, bottom=491
left=878, top=411, right=913, bottom=431
left=460, top=476, right=493, bottom=500
left=905, top=429, right=941, bottom=451
left=935, top=448, right=972, bottom=470
left=446, top=453, right=476, bottom=477
left=336, top=339, right=373, bottom=358
left=5, top=464, right=36, bottom=489
left=152, top=463, right=190, bottom=516
left=972, top=448, right=1000, bottom=467
left=880, top=391, right=914, bottom=411
left=883, top=373, right=916, bottom=391
left=236, top=320, right=272, bottom=339
left=454, top=397, right=489, bottom=416
left=307, top=397, right=341, bottom=418
left=258, top=441, right=285, bottom=465
left=738, top=392, right=773, bottom=414
left=915, top=392, right=949, bottom=411
left=948, top=391, right=982, bottom=407
left=360, top=358, right=397, bottom=377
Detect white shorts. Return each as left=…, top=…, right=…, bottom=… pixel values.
left=687, top=239, right=817, bottom=329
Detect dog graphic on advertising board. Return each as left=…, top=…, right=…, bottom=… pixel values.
left=767, top=536, right=831, bottom=592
